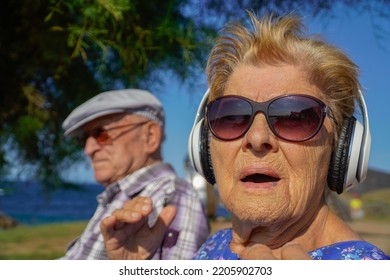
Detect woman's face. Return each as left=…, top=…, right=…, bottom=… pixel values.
left=210, top=64, right=334, bottom=227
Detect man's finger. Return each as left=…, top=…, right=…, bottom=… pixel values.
left=110, top=206, right=148, bottom=224
left=100, top=215, right=117, bottom=241
left=123, top=197, right=152, bottom=210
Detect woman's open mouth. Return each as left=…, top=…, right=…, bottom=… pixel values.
left=239, top=170, right=281, bottom=189
left=241, top=173, right=280, bottom=183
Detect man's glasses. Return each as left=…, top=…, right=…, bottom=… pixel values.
left=79, top=121, right=149, bottom=146
left=206, top=94, right=332, bottom=142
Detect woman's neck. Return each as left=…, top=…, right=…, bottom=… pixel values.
left=230, top=203, right=361, bottom=258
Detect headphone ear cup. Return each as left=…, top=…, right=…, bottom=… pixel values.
left=188, top=117, right=215, bottom=185
left=188, top=88, right=215, bottom=185
left=327, top=117, right=356, bottom=194
left=199, top=120, right=215, bottom=185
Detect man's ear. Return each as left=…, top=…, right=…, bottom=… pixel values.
left=144, top=121, right=163, bottom=155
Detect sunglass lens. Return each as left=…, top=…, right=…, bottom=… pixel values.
left=95, top=130, right=111, bottom=145
left=268, top=96, right=324, bottom=141
left=207, top=97, right=252, bottom=140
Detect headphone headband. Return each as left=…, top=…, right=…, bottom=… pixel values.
left=356, top=89, right=371, bottom=180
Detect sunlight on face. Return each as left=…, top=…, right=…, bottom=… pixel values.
left=210, top=64, right=334, bottom=227
left=83, top=114, right=150, bottom=186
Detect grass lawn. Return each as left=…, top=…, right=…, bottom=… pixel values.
left=0, top=221, right=87, bottom=259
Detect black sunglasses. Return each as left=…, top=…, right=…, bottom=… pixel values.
left=206, top=94, right=332, bottom=142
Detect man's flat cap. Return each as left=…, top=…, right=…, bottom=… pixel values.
left=62, top=89, right=165, bottom=136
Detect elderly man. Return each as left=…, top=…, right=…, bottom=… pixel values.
left=61, top=89, right=209, bottom=259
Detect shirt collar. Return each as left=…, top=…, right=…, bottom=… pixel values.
left=97, top=182, right=121, bottom=206
left=96, top=162, right=174, bottom=205
left=118, top=162, right=174, bottom=197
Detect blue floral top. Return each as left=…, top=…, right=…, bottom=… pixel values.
left=194, top=228, right=390, bottom=260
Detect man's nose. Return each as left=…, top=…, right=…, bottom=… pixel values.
left=84, top=136, right=101, bottom=156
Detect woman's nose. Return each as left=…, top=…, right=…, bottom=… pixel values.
left=241, top=113, right=278, bottom=153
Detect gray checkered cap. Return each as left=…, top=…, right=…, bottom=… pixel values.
left=62, top=89, right=165, bottom=136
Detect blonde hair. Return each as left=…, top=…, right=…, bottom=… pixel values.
left=206, top=12, right=361, bottom=142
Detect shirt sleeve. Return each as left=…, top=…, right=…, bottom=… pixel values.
left=143, top=175, right=210, bottom=260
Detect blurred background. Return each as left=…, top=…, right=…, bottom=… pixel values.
left=1, top=0, right=389, bottom=259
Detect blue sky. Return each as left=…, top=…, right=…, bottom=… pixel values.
left=67, top=6, right=390, bottom=183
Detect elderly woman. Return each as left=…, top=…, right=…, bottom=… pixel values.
left=100, top=13, right=389, bottom=260
left=190, top=12, right=388, bottom=260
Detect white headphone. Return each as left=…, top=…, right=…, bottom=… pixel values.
left=188, top=89, right=371, bottom=194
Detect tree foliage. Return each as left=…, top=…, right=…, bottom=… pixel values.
left=0, top=0, right=389, bottom=184
left=0, top=0, right=214, bottom=183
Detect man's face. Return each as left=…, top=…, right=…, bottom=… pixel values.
left=81, top=113, right=152, bottom=186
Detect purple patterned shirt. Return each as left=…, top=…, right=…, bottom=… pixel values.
left=60, top=162, right=210, bottom=260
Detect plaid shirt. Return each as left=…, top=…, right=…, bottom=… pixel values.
left=60, top=162, right=209, bottom=260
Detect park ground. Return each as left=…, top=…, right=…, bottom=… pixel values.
left=0, top=218, right=389, bottom=260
